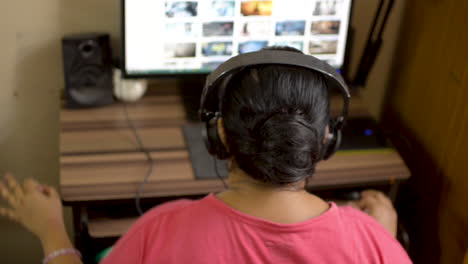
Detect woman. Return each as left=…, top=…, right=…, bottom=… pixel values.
left=0, top=47, right=411, bottom=263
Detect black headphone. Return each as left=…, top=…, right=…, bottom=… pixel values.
left=199, top=50, right=351, bottom=161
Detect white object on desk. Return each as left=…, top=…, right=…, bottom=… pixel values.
left=113, top=68, right=147, bottom=102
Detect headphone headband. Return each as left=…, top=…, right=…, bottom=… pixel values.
left=200, top=50, right=351, bottom=128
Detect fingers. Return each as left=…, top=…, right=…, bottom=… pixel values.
left=361, top=190, right=393, bottom=208
left=2, top=173, right=58, bottom=201
left=5, top=173, right=23, bottom=201
left=2, top=174, right=49, bottom=207
left=0, top=182, right=8, bottom=199
left=361, top=189, right=389, bottom=201
left=23, top=178, right=40, bottom=194
left=0, top=207, right=18, bottom=221
left=357, top=195, right=375, bottom=212
left=0, top=182, right=18, bottom=208
left=41, top=185, right=59, bottom=198
left=361, top=189, right=385, bottom=198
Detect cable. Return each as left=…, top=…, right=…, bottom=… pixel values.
left=212, top=156, right=228, bottom=189
left=122, top=102, right=154, bottom=216
left=353, top=0, right=395, bottom=86
left=397, top=222, right=410, bottom=252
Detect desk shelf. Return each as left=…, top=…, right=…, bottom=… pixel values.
left=88, top=217, right=137, bottom=238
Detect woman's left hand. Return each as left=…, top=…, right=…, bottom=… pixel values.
left=0, top=173, right=65, bottom=241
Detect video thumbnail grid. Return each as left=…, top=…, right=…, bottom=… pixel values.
left=139, top=0, right=349, bottom=71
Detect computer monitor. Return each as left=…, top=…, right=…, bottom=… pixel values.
left=122, top=0, right=353, bottom=77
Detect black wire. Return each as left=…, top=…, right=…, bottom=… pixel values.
left=212, top=156, right=228, bottom=189
left=377, top=0, right=395, bottom=40
left=122, top=102, right=154, bottom=216
left=397, top=222, right=410, bottom=252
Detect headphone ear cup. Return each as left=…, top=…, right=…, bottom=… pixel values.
left=202, top=115, right=230, bottom=160
left=322, top=124, right=342, bottom=160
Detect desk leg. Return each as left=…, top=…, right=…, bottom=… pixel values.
left=389, top=180, right=401, bottom=203
left=72, top=206, right=93, bottom=263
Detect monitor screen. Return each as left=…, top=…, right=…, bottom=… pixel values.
left=123, top=0, right=353, bottom=77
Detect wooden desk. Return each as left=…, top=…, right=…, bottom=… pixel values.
left=61, top=149, right=408, bottom=202
left=60, top=90, right=410, bottom=255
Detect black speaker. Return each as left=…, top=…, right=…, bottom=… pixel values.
left=62, top=33, right=114, bottom=108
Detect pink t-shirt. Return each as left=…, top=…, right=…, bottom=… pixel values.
left=102, top=194, right=412, bottom=263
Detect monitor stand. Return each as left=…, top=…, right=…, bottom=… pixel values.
left=178, top=77, right=205, bottom=122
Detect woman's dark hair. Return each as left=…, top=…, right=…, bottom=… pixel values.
left=221, top=46, right=329, bottom=186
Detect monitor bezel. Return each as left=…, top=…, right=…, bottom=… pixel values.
left=121, top=0, right=355, bottom=79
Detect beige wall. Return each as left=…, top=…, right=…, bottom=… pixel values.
left=0, top=1, right=61, bottom=263
left=0, top=1, right=119, bottom=263
left=0, top=1, right=404, bottom=262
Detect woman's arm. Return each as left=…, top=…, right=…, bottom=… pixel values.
left=0, top=173, right=82, bottom=264
left=343, top=190, right=398, bottom=237
left=357, top=190, right=398, bottom=237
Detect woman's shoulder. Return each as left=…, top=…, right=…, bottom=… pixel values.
left=337, top=205, right=394, bottom=236
left=132, top=194, right=220, bottom=229
left=135, top=197, right=205, bottom=227
left=335, top=205, right=396, bottom=243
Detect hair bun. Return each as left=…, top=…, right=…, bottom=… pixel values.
left=241, top=111, right=322, bottom=185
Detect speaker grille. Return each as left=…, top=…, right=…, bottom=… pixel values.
left=62, top=33, right=114, bottom=108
